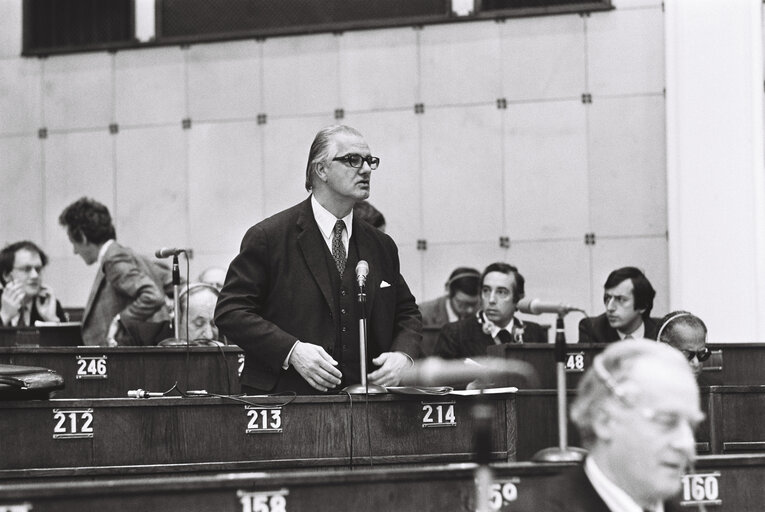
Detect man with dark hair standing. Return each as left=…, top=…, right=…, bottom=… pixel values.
left=58, top=197, right=169, bottom=346
left=215, top=125, right=422, bottom=394
left=433, top=262, right=546, bottom=360
left=0, top=241, right=67, bottom=326
left=579, top=266, right=658, bottom=343
left=418, top=266, right=481, bottom=329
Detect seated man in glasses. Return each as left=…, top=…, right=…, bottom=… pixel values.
left=0, top=241, right=68, bottom=326
left=518, top=339, right=703, bottom=511
left=215, top=124, right=421, bottom=394
left=657, top=310, right=709, bottom=378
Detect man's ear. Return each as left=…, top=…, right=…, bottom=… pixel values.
left=591, top=405, right=615, bottom=442
left=314, top=163, right=329, bottom=183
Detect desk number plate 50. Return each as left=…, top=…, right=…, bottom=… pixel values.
left=238, top=489, right=288, bottom=512
left=422, top=401, right=456, bottom=428
left=52, top=408, right=94, bottom=439
left=681, top=472, right=722, bottom=506
left=76, top=355, right=108, bottom=379
left=245, top=406, right=283, bottom=434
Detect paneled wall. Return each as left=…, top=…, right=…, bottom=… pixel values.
left=0, top=0, right=666, bottom=341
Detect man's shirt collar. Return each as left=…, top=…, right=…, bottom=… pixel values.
left=97, top=239, right=115, bottom=269
left=311, top=195, right=353, bottom=245
left=617, top=319, right=645, bottom=340
left=585, top=457, right=663, bottom=512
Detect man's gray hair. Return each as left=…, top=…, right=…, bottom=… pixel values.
left=304, top=125, right=364, bottom=191
left=570, top=339, right=689, bottom=447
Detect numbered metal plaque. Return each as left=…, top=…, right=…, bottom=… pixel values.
left=681, top=472, right=722, bottom=506
left=75, top=354, right=108, bottom=379
left=0, top=504, right=33, bottom=512
left=245, top=406, right=283, bottom=434
left=488, top=478, right=520, bottom=511
left=421, top=401, right=456, bottom=428
left=564, top=351, right=586, bottom=373
left=52, top=408, right=94, bottom=439
left=238, top=489, right=288, bottom=512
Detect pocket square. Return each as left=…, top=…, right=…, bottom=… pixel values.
left=380, top=280, right=391, bottom=288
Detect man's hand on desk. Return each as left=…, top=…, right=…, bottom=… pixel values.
left=289, top=341, right=342, bottom=392
left=368, top=352, right=411, bottom=387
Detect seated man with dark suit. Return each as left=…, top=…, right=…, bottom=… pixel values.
left=0, top=241, right=68, bottom=326
left=518, top=340, right=703, bottom=511
left=418, top=266, right=481, bottom=329
left=579, top=266, right=658, bottom=343
left=433, top=262, right=546, bottom=359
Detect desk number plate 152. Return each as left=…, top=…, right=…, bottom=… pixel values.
left=421, top=401, right=456, bottom=428
left=245, top=406, right=283, bottom=434
left=238, top=489, right=288, bottom=512
left=75, top=355, right=108, bottom=379
left=52, top=408, right=94, bottom=439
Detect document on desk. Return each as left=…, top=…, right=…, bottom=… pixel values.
left=386, top=386, right=454, bottom=395
left=449, top=386, right=518, bottom=396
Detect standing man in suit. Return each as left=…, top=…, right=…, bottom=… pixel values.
left=0, top=241, right=68, bottom=326
left=58, top=197, right=169, bottom=346
left=433, top=262, right=546, bottom=360
left=579, top=266, right=658, bottom=343
left=418, top=266, right=481, bottom=329
left=215, top=125, right=422, bottom=394
left=520, top=339, right=703, bottom=511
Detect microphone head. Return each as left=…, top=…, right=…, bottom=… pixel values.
left=356, top=260, right=369, bottom=277
left=516, top=297, right=535, bottom=314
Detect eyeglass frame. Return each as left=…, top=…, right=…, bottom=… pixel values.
left=332, top=153, right=380, bottom=170
left=679, top=347, right=711, bottom=362
left=12, top=265, right=44, bottom=274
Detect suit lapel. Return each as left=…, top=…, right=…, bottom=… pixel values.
left=296, top=200, right=337, bottom=318
left=81, top=267, right=104, bottom=325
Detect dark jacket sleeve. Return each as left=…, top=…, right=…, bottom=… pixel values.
left=578, top=316, right=594, bottom=343
left=432, top=322, right=463, bottom=360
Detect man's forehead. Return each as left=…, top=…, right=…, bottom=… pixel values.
left=333, top=133, right=369, bottom=153
left=14, top=249, right=41, bottom=264
left=482, top=271, right=514, bottom=288
left=671, top=324, right=707, bottom=348
left=628, top=357, right=699, bottom=404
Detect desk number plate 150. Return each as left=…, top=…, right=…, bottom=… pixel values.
left=238, top=489, right=288, bottom=512
left=421, top=401, right=456, bottom=428
left=52, top=408, right=94, bottom=439
left=75, top=355, right=108, bottom=379
left=245, top=406, right=283, bottom=434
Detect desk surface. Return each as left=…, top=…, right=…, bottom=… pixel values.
left=0, top=391, right=516, bottom=478
left=0, top=455, right=761, bottom=512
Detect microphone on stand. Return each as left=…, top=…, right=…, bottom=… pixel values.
left=517, top=297, right=585, bottom=316
left=154, top=247, right=188, bottom=259
left=356, top=260, right=369, bottom=289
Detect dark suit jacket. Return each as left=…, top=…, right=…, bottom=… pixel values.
left=81, top=241, right=169, bottom=346
left=578, top=313, right=659, bottom=344
left=418, top=295, right=450, bottom=328
left=434, top=314, right=546, bottom=360
left=517, top=463, right=683, bottom=511
left=0, top=290, right=67, bottom=326
left=215, top=197, right=422, bottom=394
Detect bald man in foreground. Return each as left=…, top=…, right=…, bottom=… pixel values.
left=520, top=339, right=704, bottom=511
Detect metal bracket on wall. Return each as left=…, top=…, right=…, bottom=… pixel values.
left=334, top=109, right=344, bottom=120
left=414, top=103, right=425, bottom=114
left=581, top=93, right=592, bottom=104
left=37, top=128, right=47, bottom=139
left=182, top=118, right=192, bottom=130
left=257, top=114, right=267, bottom=125
left=417, top=239, right=427, bottom=251
left=584, top=233, right=596, bottom=246
left=496, top=98, right=507, bottom=109
left=499, top=236, right=510, bottom=249
left=109, top=123, right=119, bottom=134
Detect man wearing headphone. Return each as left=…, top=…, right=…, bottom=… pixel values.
left=418, top=267, right=481, bottom=329
left=657, top=310, right=710, bottom=378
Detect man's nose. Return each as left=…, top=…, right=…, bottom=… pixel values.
left=672, top=419, right=697, bottom=458
left=605, top=297, right=616, bottom=311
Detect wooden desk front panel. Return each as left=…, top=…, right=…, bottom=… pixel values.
left=0, top=393, right=516, bottom=475
left=710, top=386, right=765, bottom=454
left=0, top=347, right=243, bottom=398
left=0, top=456, right=762, bottom=512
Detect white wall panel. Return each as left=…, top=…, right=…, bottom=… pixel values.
left=611, top=0, right=663, bottom=8
left=0, top=136, right=43, bottom=244
left=261, top=117, right=333, bottom=217
left=42, top=53, right=113, bottom=131
left=188, top=121, right=263, bottom=257
left=43, top=131, right=115, bottom=257
left=114, top=126, right=187, bottom=253
left=500, top=15, right=586, bottom=101
left=0, top=1, right=22, bottom=58
left=262, top=34, right=340, bottom=117
left=397, top=243, right=423, bottom=304
left=589, top=236, right=668, bottom=317
left=44, top=256, right=97, bottom=309
left=507, top=239, right=591, bottom=343
left=339, top=27, right=418, bottom=111
left=115, top=47, right=186, bottom=127
left=587, top=7, right=665, bottom=96
left=503, top=100, right=588, bottom=240
left=342, top=110, right=421, bottom=245
left=419, top=242, right=506, bottom=305
left=0, top=59, right=42, bottom=135
left=588, top=95, right=666, bottom=236
left=187, top=40, right=261, bottom=122
left=421, top=105, right=503, bottom=243
left=420, top=21, right=501, bottom=106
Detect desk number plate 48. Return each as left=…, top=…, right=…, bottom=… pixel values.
left=245, top=406, right=283, bottom=434
left=565, top=351, right=586, bottom=372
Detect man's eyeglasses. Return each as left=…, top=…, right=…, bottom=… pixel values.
left=332, top=153, right=380, bottom=170
left=680, top=348, right=711, bottom=362
left=13, top=265, right=43, bottom=274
